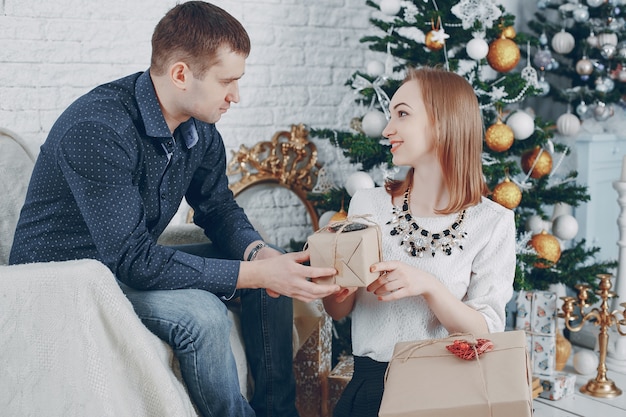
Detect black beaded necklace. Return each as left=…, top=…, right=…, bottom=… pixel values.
left=387, top=188, right=467, bottom=257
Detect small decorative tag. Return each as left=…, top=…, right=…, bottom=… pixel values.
left=446, top=338, right=494, bottom=360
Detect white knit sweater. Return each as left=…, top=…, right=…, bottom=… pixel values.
left=348, top=187, right=516, bottom=362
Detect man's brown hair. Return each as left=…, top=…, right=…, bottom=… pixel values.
left=151, top=1, right=251, bottom=78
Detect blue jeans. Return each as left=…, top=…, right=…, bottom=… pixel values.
left=120, top=243, right=298, bottom=417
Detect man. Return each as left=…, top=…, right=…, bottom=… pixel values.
left=9, top=2, right=339, bottom=416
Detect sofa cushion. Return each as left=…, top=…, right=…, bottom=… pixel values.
left=0, top=259, right=197, bottom=417
left=0, top=128, right=35, bottom=265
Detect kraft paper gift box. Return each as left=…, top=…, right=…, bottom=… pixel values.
left=515, top=290, right=557, bottom=376
left=379, top=330, right=533, bottom=417
left=538, top=372, right=576, bottom=401
left=328, top=355, right=354, bottom=416
left=307, top=221, right=382, bottom=287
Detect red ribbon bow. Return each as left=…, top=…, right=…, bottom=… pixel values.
left=446, top=338, right=494, bottom=360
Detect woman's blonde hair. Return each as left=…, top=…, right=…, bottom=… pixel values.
left=385, top=67, right=488, bottom=214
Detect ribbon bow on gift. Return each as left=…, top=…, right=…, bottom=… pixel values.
left=446, top=338, right=494, bottom=360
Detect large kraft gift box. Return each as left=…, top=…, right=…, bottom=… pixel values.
left=307, top=221, right=382, bottom=287
left=515, top=290, right=558, bottom=376
left=379, top=330, right=532, bottom=417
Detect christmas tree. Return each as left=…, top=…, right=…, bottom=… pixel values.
left=526, top=0, right=626, bottom=126
left=308, top=0, right=617, bottom=293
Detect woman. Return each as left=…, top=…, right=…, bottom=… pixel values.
left=323, top=67, right=516, bottom=417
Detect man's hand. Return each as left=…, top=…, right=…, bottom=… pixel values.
left=239, top=249, right=340, bottom=303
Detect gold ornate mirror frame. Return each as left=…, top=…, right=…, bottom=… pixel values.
left=226, top=124, right=322, bottom=231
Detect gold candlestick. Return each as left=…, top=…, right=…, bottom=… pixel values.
left=559, top=273, right=626, bottom=398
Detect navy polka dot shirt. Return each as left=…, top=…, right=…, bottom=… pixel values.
left=9, top=71, right=262, bottom=296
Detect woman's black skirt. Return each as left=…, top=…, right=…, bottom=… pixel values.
left=333, top=355, right=389, bottom=417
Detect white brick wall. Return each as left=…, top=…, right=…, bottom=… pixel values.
left=0, top=0, right=388, bottom=246
left=0, top=0, right=378, bottom=159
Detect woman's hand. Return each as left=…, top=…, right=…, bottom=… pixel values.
left=368, top=260, right=489, bottom=334
left=367, top=260, right=434, bottom=301
left=334, top=286, right=358, bottom=303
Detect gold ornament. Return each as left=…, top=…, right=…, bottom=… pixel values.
left=330, top=208, right=348, bottom=223
left=555, top=330, right=572, bottom=371
left=425, top=17, right=446, bottom=51
left=521, top=146, right=553, bottom=179
left=485, top=119, right=514, bottom=152
left=487, top=36, right=521, bottom=73
left=425, top=30, right=445, bottom=51
left=492, top=177, right=522, bottom=209
left=501, top=26, right=516, bottom=40
left=529, top=230, right=561, bottom=268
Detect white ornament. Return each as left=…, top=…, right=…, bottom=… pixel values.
left=345, top=171, right=375, bottom=197
left=576, top=101, right=590, bottom=118
left=479, top=65, right=498, bottom=81
left=379, top=0, right=402, bottom=16
left=552, top=214, right=579, bottom=240
left=586, top=0, right=606, bottom=8
left=318, top=210, right=338, bottom=228
left=598, top=32, right=618, bottom=47
left=551, top=30, right=575, bottom=54
left=430, top=27, right=450, bottom=44
left=366, top=60, right=386, bottom=78
left=361, top=110, right=388, bottom=138
left=573, top=350, right=599, bottom=375
left=593, top=102, right=615, bottom=121
left=573, top=5, right=590, bottom=22
left=506, top=111, right=535, bottom=140
left=450, top=0, right=502, bottom=30
left=466, top=36, right=489, bottom=60
left=556, top=113, right=581, bottom=136
left=526, top=215, right=551, bottom=234
left=537, top=78, right=551, bottom=96
left=312, top=166, right=335, bottom=194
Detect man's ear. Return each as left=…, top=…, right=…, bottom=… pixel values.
left=169, top=62, right=190, bottom=90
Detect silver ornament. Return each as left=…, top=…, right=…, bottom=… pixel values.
left=533, top=49, right=553, bottom=69
left=601, top=43, right=617, bottom=59
left=537, top=78, right=551, bottom=96
left=573, top=6, right=590, bottom=22
left=576, top=101, right=590, bottom=118
left=595, top=76, right=615, bottom=93
left=587, top=0, right=607, bottom=8
left=593, top=102, right=615, bottom=121
left=576, top=58, right=594, bottom=75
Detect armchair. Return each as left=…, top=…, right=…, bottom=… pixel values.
left=0, top=126, right=331, bottom=417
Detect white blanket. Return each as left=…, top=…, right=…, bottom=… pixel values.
left=0, top=259, right=198, bottom=417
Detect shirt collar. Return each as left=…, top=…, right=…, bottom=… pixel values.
left=178, top=120, right=199, bottom=149
left=135, top=70, right=200, bottom=149
left=135, top=70, right=176, bottom=140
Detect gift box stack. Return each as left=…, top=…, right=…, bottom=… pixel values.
left=327, top=355, right=354, bottom=416
left=515, top=290, right=576, bottom=401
